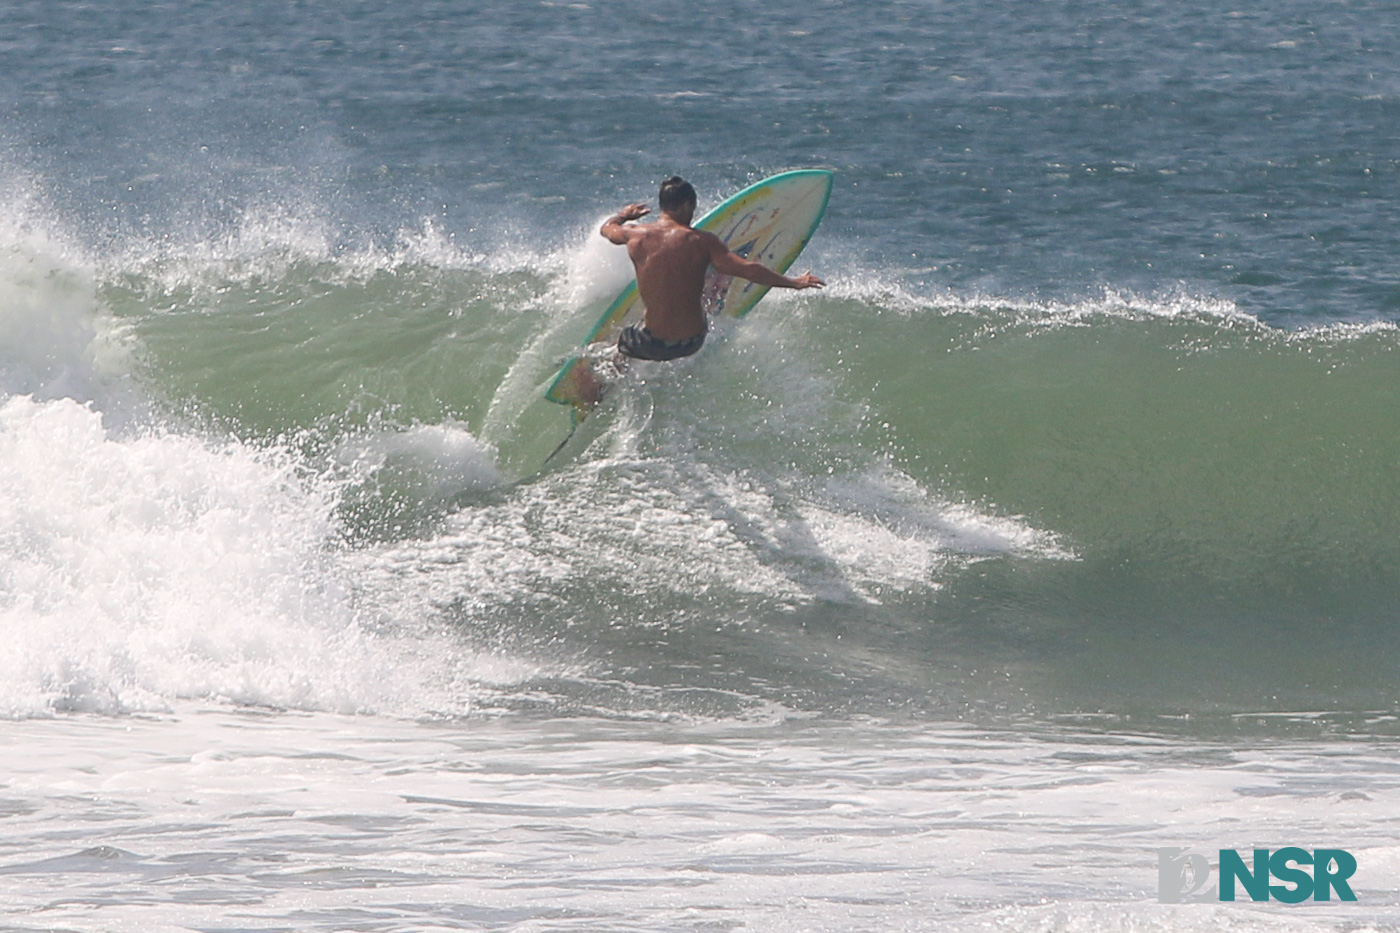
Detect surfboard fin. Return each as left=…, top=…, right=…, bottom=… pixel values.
left=543, top=409, right=583, bottom=466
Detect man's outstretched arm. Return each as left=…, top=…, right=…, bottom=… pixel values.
left=600, top=203, right=650, bottom=244
left=707, top=235, right=824, bottom=289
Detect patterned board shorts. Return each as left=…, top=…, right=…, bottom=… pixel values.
left=616, top=323, right=706, bottom=361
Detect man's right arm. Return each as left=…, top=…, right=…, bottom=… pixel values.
left=600, top=203, right=650, bottom=244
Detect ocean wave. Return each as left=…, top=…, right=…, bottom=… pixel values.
left=5, top=198, right=1400, bottom=722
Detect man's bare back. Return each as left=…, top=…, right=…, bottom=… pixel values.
left=600, top=176, right=824, bottom=356
left=603, top=206, right=714, bottom=340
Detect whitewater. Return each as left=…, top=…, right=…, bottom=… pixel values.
left=5, top=0, right=1400, bottom=929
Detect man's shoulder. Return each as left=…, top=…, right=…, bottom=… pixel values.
left=648, top=223, right=720, bottom=252
left=686, top=227, right=725, bottom=251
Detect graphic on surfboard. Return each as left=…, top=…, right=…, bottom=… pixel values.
left=544, top=169, right=833, bottom=420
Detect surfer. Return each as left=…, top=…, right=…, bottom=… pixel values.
left=600, top=176, right=825, bottom=362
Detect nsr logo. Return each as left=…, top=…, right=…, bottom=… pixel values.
left=1158, top=848, right=1358, bottom=903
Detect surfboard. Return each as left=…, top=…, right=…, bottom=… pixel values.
left=543, top=169, right=833, bottom=421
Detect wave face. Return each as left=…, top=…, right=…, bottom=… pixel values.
left=2, top=210, right=1397, bottom=730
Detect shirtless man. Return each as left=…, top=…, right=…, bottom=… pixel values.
left=600, top=176, right=824, bottom=362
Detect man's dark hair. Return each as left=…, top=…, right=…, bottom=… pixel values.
left=659, top=175, right=697, bottom=212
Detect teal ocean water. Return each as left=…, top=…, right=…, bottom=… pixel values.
left=3, top=2, right=1400, bottom=929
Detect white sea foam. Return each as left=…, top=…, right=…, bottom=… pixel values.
left=553, top=212, right=636, bottom=308
left=1, top=710, right=1391, bottom=931
left=0, top=203, right=136, bottom=410
left=335, top=421, right=504, bottom=499
left=0, top=396, right=542, bottom=719
left=0, top=396, right=350, bottom=715
left=819, top=274, right=1257, bottom=327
